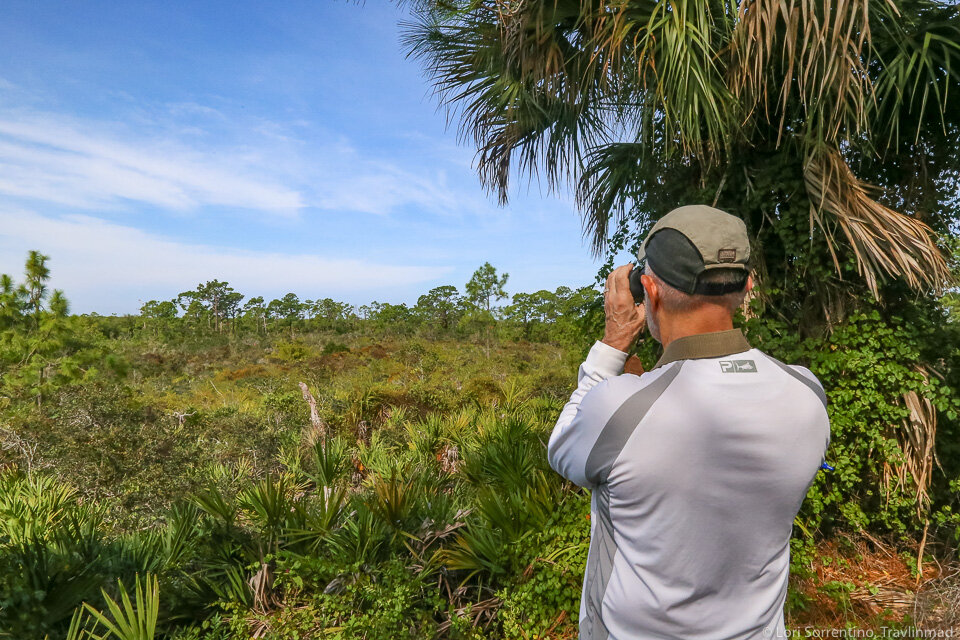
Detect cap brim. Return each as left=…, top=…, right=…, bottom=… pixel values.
left=636, top=243, right=646, bottom=261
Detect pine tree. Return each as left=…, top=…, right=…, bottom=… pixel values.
left=465, top=263, right=509, bottom=312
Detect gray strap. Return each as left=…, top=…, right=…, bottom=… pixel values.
left=584, top=362, right=683, bottom=485
left=767, top=357, right=828, bottom=408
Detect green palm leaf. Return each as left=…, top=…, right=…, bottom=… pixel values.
left=83, top=574, right=159, bottom=640
left=872, top=2, right=960, bottom=145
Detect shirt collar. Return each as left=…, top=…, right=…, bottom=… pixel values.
left=653, top=329, right=751, bottom=369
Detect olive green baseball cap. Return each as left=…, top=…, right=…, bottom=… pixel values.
left=637, top=205, right=750, bottom=295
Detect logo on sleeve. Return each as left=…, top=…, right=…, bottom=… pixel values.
left=720, top=360, right=757, bottom=373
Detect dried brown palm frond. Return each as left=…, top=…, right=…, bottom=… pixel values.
left=883, top=366, right=941, bottom=581
left=248, top=562, right=278, bottom=615
left=850, top=583, right=915, bottom=616
left=729, top=0, right=895, bottom=143
left=437, top=594, right=502, bottom=632
left=881, top=366, right=940, bottom=518
left=803, top=146, right=951, bottom=298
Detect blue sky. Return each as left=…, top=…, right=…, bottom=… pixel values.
left=0, top=0, right=606, bottom=314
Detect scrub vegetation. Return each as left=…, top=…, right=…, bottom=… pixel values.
left=1, top=252, right=959, bottom=639
left=4, top=0, right=960, bottom=635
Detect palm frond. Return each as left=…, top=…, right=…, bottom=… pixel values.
left=576, top=142, right=649, bottom=255
left=83, top=574, right=159, bottom=640
left=872, top=2, right=960, bottom=147
left=803, top=145, right=952, bottom=297
left=402, top=1, right=607, bottom=202
left=327, top=506, right=390, bottom=565
left=730, top=0, right=886, bottom=143
left=366, top=469, right=417, bottom=530
left=439, top=524, right=508, bottom=582
left=624, top=0, right=733, bottom=158
left=190, top=486, right=237, bottom=529
left=237, top=474, right=306, bottom=551
left=883, top=366, right=940, bottom=518
left=306, top=435, right=349, bottom=488
left=287, top=484, right=348, bottom=551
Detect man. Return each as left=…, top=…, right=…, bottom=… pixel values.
left=548, top=205, right=831, bottom=640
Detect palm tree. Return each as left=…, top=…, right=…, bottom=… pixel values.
left=401, top=0, right=959, bottom=315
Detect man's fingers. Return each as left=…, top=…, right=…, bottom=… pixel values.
left=607, top=268, right=619, bottom=296
left=604, top=267, right=621, bottom=308
left=607, top=264, right=631, bottom=296
left=602, top=265, right=645, bottom=352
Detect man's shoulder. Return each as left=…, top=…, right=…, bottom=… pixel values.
left=582, top=362, right=684, bottom=411
left=750, top=349, right=823, bottom=383
left=751, top=349, right=828, bottom=406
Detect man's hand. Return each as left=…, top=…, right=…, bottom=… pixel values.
left=623, top=355, right=645, bottom=376
left=602, top=264, right=646, bottom=353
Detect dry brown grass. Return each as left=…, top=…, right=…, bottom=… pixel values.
left=913, top=565, right=960, bottom=630
left=789, top=532, right=959, bottom=630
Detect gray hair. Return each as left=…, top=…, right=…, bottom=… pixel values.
left=643, top=263, right=747, bottom=313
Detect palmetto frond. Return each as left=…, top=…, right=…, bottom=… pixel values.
left=872, top=1, right=960, bottom=145
left=403, top=1, right=607, bottom=202
left=82, top=574, right=160, bottom=640
left=730, top=0, right=891, bottom=143
left=803, top=145, right=951, bottom=297
left=620, top=0, right=734, bottom=158
left=576, top=142, right=649, bottom=255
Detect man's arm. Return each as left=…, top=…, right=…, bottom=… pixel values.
left=790, top=364, right=832, bottom=460
left=548, top=341, right=628, bottom=488
left=548, top=264, right=645, bottom=489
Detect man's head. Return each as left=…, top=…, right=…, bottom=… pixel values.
left=633, top=205, right=752, bottom=342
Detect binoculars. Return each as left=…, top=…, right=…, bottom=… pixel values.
left=629, top=264, right=645, bottom=304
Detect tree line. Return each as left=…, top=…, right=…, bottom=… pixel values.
left=0, top=252, right=599, bottom=407
left=0, top=251, right=600, bottom=410
left=137, top=260, right=598, bottom=343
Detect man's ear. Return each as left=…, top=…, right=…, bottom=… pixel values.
left=746, top=274, right=754, bottom=293
left=640, top=274, right=658, bottom=308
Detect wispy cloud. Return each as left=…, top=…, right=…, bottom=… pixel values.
left=0, top=209, right=449, bottom=313
left=0, top=111, right=305, bottom=214
left=314, top=154, right=466, bottom=217
left=0, top=106, right=503, bottom=221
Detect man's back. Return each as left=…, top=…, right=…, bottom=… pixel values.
left=549, top=336, right=830, bottom=639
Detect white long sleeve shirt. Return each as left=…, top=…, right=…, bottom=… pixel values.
left=548, top=331, right=830, bottom=640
